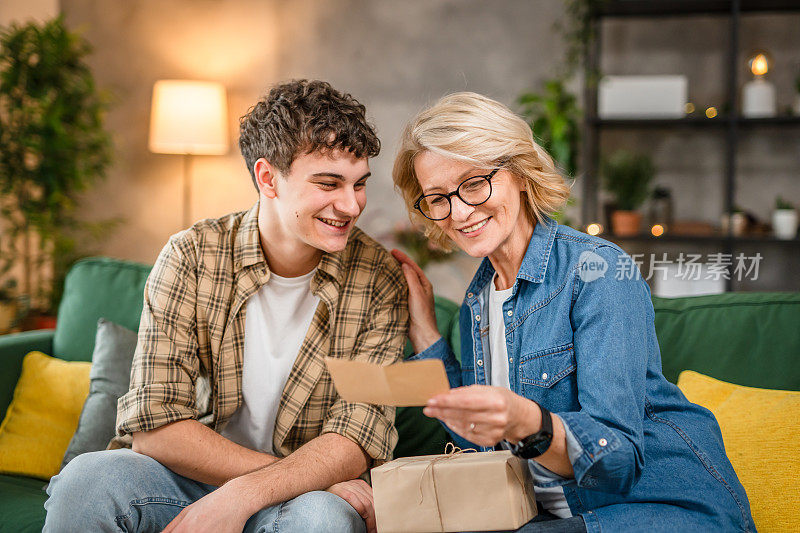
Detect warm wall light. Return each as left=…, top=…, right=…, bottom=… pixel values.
left=586, top=223, right=603, bottom=236
left=705, top=106, right=718, bottom=119
left=651, top=224, right=665, bottom=237
left=149, top=80, right=228, bottom=227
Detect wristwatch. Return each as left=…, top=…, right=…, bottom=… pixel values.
left=509, top=402, right=553, bottom=459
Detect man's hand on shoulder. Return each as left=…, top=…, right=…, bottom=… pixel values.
left=326, top=478, right=377, bottom=533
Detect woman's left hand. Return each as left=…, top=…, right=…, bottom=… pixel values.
left=423, top=385, right=541, bottom=447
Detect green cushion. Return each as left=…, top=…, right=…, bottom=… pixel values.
left=395, top=296, right=460, bottom=458
left=0, top=474, right=48, bottom=533
left=653, top=292, right=800, bottom=390
left=53, top=258, right=151, bottom=362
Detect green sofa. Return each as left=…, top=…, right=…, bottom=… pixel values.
left=1, top=257, right=799, bottom=531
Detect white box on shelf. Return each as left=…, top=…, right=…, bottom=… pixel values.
left=598, top=75, right=687, bottom=119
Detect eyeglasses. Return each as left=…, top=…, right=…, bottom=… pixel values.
left=414, top=166, right=501, bottom=221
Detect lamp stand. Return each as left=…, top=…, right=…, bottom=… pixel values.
left=182, top=153, right=193, bottom=228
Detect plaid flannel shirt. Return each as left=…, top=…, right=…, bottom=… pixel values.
left=115, top=202, right=408, bottom=462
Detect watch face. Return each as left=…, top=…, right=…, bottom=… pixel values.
left=519, top=434, right=553, bottom=459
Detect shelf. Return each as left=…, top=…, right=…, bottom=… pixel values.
left=591, top=117, right=727, bottom=129
left=606, top=234, right=800, bottom=245
left=590, top=116, right=800, bottom=129
left=738, top=116, right=800, bottom=127
left=597, top=0, right=800, bottom=18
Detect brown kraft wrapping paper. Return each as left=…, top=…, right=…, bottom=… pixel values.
left=371, top=449, right=537, bottom=532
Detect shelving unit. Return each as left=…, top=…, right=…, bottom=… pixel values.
left=581, top=0, right=800, bottom=290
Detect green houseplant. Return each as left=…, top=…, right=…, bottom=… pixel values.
left=517, top=0, right=601, bottom=228
left=518, top=78, right=581, bottom=179
left=0, top=16, right=112, bottom=319
left=602, top=150, right=655, bottom=236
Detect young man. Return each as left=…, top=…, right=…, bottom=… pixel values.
left=44, top=80, right=408, bottom=533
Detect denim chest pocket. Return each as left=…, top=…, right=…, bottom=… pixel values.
left=520, top=343, right=576, bottom=388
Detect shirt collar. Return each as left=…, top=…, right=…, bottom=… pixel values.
left=233, top=201, right=265, bottom=272
left=232, top=200, right=345, bottom=286
left=465, top=216, right=558, bottom=299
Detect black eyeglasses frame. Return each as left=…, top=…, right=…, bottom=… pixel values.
left=413, top=166, right=502, bottom=221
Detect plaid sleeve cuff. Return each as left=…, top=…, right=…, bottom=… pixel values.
left=116, top=382, right=197, bottom=436
left=321, top=400, right=398, bottom=465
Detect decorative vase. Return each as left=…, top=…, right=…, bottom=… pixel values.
left=772, top=209, right=798, bottom=240
left=611, top=210, right=642, bottom=237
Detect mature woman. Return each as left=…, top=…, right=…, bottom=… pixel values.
left=390, top=93, right=754, bottom=533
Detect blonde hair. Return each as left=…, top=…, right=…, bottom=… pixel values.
left=393, top=92, right=571, bottom=249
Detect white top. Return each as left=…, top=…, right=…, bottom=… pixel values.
left=488, top=279, right=513, bottom=390
left=485, top=276, right=573, bottom=519
left=221, top=268, right=320, bottom=454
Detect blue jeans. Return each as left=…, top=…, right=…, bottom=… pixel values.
left=43, top=449, right=366, bottom=533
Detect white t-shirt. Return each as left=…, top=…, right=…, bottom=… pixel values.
left=488, top=280, right=513, bottom=390
left=486, top=276, right=573, bottom=519
left=221, top=268, right=320, bottom=454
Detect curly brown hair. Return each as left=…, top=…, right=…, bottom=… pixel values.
left=238, top=79, right=380, bottom=189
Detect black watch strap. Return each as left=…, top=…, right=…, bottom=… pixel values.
left=510, top=403, right=554, bottom=459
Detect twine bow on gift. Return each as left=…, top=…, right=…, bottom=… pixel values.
left=418, top=443, right=477, bottom=500
left=386, top=443, right=534, bottom=532
left=418, top=443, right=478, bottom=531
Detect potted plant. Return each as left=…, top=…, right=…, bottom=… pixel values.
left=601, top=151, right=655, bottom=236
left=518, top=78, right=582, bottom=179
left=773, top=196, right=798, bottom=240
left=0, top=17, right=112, bottom=322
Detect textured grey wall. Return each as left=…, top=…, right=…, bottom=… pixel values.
left=57, top=1, right=799, bottom=297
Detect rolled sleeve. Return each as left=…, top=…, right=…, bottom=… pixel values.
left=560, top=245, right=651, bottom=493
left=116, top=235, right=200, bottom=437
left=526, top=416, right=584, bottom=487
left=322, top=400, right=396, bottom=463
left=321, top=262, right=408, bottom=463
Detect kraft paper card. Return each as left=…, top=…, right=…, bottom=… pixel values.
left=371, top=449, right=537, bottom=532
left=324, top=357, right=450, bottom=406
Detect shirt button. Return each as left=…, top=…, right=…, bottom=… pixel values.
left=477, top=359, right=484, bottom=367
left=467, top=292, right=474, bottom=298
left=541, top=372, right=548, bottom=380
left=507, top=310, right=513, bottom=316
left=599, top=438, right=608, bottom=447
left=475, top=314, right=481, bottom=322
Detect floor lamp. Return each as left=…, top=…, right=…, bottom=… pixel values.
left=148, top=80, right=228, bottom=228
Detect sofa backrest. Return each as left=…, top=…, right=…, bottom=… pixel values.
left=54, top=257, right=151, bottom=362
left=653, top=292, right=800, bottom=391
left=50, top=257, right=461, bottom=458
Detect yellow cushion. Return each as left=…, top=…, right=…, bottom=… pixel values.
left=677, top=370, right=800, bottom=532
left=0, top=351, right=91, bottom=480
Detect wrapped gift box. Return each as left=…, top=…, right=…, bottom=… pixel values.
left=371, top=449, right=537, bottom=532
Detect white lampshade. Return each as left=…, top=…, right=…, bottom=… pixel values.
left=149, top=80, right=228, bottom=155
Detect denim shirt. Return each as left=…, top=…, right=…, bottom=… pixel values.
left=413, top=218, right=755, bottom=533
